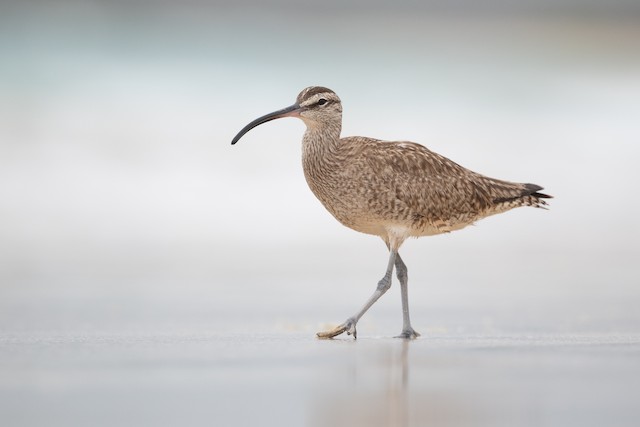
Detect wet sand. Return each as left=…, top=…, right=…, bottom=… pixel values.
left=2, top=280, right=639, bottom=427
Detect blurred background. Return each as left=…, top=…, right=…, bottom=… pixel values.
left=1, top=1, right=639, bottom=425
left=1, top=0, right=638, bottom=332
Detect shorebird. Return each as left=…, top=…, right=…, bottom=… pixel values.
left=231, top=86, right=551, bottom=339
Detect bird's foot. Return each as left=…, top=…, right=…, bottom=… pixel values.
left=316, top=317, right=358, bottom=340
left=395, top=327, right=421, bottom=339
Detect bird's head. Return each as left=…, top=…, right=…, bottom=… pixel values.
left=231, top=86, right=342, bottom=145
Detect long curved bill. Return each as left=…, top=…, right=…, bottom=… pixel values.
left=231, top=103, right=302, bottom=145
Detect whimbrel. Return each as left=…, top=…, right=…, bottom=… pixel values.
left=231, top=86, right=551, bottom=339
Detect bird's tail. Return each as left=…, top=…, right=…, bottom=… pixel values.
left=522, top=183, right=552, bottom=208
left=494, top=183, right=552, bottom=210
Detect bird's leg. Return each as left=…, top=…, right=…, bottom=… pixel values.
left=394, top=253, right=420, bottom=339
left=316, top=250, right=397, bottom=339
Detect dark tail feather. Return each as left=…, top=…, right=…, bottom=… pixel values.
left=493, top=183, right=552, bottom=209
left=523, top=183, right=553, bottom=200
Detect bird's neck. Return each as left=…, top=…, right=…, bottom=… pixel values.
left=301, top=122, right=344, bottom=214
left=301, top=122, right=343, bottom=202
left=301, top=122, right=342, bottom=167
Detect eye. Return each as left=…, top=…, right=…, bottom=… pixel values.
left=317, top=98, right=328, bottom=106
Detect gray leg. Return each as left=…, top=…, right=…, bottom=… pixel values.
left=394, top=254, right=420, bottom=339
left=317, top=250, right=397, bottom=339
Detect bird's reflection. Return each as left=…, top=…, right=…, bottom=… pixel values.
left=389, top=340, right=410, bottom=427
left=311, top=339, right=412, bottom=427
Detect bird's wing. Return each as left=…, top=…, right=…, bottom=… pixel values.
left=349, top=138, right=533, bottom=223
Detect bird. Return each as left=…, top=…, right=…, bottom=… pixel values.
left=231, top=86, right=551, bottom=339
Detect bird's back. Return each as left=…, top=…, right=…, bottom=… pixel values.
left=303, top=136, right=550, bottom=238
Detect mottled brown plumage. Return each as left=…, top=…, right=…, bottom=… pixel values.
left=232, top=86, right=551, bottom=339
